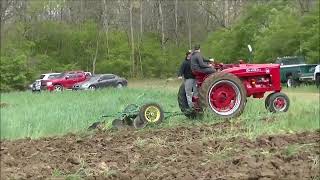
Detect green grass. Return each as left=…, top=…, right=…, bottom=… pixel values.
left=1, top=80, right=319, bottom=140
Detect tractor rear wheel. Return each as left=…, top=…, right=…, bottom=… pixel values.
left=177, top=83, right=198, bottom=119
left=268, top=92, right=290, bottom=113
left=199, top=72, right=247, bottom=119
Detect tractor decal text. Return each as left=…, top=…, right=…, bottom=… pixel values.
left=246, top=68, right=262, bottom=72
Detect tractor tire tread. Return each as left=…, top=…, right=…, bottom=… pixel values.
left=268, top=92, right=290, bottom=113
left=177, top=83, right=197, bottom=119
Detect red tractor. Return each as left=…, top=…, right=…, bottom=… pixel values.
left=178, top=60, right=290, bottom=119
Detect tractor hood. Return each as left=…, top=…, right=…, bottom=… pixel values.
left=222, top=64, right=280, bottom=78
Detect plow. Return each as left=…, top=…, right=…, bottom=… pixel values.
left=90, top=56, right=290, bottom=130
left=89, top=102, right=184, bottom=130
left=110, top=103, right=164, bottom=129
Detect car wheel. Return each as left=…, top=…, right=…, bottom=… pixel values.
left=316, top=74, right=320, bottom=88
left=54, top=85, right=63, bottom=91
left=116, top=83, right=123, bottom=88
left=286, top=76, right=293, bottom=88
left=286, top=76, right=298, bottom=88
left=88, top=85, right=96, bottom=90
left=32, top=90, right=41, bottom=93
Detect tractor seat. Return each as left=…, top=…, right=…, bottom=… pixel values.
left=192, top=71, right=208, bottom=87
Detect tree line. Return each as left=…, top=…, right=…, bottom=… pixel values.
left=1, top=0, right=319, bottom=91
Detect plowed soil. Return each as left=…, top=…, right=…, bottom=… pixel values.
left=1, top=122, right=319, bottom=180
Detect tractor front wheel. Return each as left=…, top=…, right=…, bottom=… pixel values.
left=268, top=92, right=290, bottom=113
left=199, top=72, right=247, bottom=119
left=265, top=92, right=275, bottom=109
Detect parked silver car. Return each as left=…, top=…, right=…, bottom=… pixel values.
left=73, top=74, right=127, bottom=90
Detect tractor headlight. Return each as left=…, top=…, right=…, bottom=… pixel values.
left=46, top=82, right=52, bottom=86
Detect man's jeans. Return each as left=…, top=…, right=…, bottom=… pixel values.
left=185, top=78, right=198, bottom=108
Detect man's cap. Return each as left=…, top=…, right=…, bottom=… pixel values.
left=186, top=50, right=192, bottom=56
left=194, top=44, right=200, bottom=50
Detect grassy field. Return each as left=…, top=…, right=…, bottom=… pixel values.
left=1, top=79, right=319, bottom=140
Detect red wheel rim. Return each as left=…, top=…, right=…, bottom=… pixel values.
left=208, top=80, right=241, bottom=116
left=273, top=97, right=287, bottom=111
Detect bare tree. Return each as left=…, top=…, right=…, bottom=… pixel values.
left=1, top=0, right=23, bottom=25
left=129, top=0, right=135, bottom=76
left=92, top=32, right=101, bottom=74
left=102, top=0, right=109, bottom=58
left=159, top=0, right=164, bottom=48
left=140, top=0, right=143, bottom=35
left=138, top=0, right=143, bottom=76
left=297, top=0, right=312, bottom=14
left=174, top=0, right=178, bottom=46
left=199, top=0, right=242, bottom=29
left=186, top=1, right=191, bottom=49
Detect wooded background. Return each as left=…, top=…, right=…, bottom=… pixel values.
left=1, top=0, right=319, bottom=91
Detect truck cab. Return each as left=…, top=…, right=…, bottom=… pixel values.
left=275, top=56, right=317, bottom=87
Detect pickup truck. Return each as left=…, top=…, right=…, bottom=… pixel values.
left=42, top=71, right=90, bottom=91
left=30, top=73, right=61, bottom=92
left=275, top=56, right=318, bottom=87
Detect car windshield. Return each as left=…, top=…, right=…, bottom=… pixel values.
left=39, top=75, right=46, bottom=79
left=89, top=75, right=101, bottom=81
left=48, top=74, right=61, bottom=79
left=56, top=73, right=66, bottom=78
left=276, top=57, right=305, bottom=65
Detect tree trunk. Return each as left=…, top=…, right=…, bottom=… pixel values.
left=159, top=0, right=164, bottom=48
left=224, top=0, right=229, bottom=27
left=60, top=0, right=64, bottom=21
left=297, top=0, right=312, bottom=14
left=129, top=0, right=135, bottom=77
left=138, top=0, right=143, bottom=76
left=186, top=1, right=191, bottom=49
left=140, top=0, right=143, bottom=35
left=103, top=0, right=109, bottom=58
left=92, top=32, right=100, bottom=74
left=174, top=0, right=178, bottom=46
left=66, top=0, right=71, bottom=22
left=80, top=0, right=83, bottom=29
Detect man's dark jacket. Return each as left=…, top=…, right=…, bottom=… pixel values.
left=191, top=51, right=211, bottom=71
left=178, top=59, right=194, bottom=79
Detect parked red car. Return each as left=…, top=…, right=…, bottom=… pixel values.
left=42, top=71, right=90, bottom=91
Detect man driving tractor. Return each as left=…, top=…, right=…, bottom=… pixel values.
left=191, top=44, right=215, bottom=75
